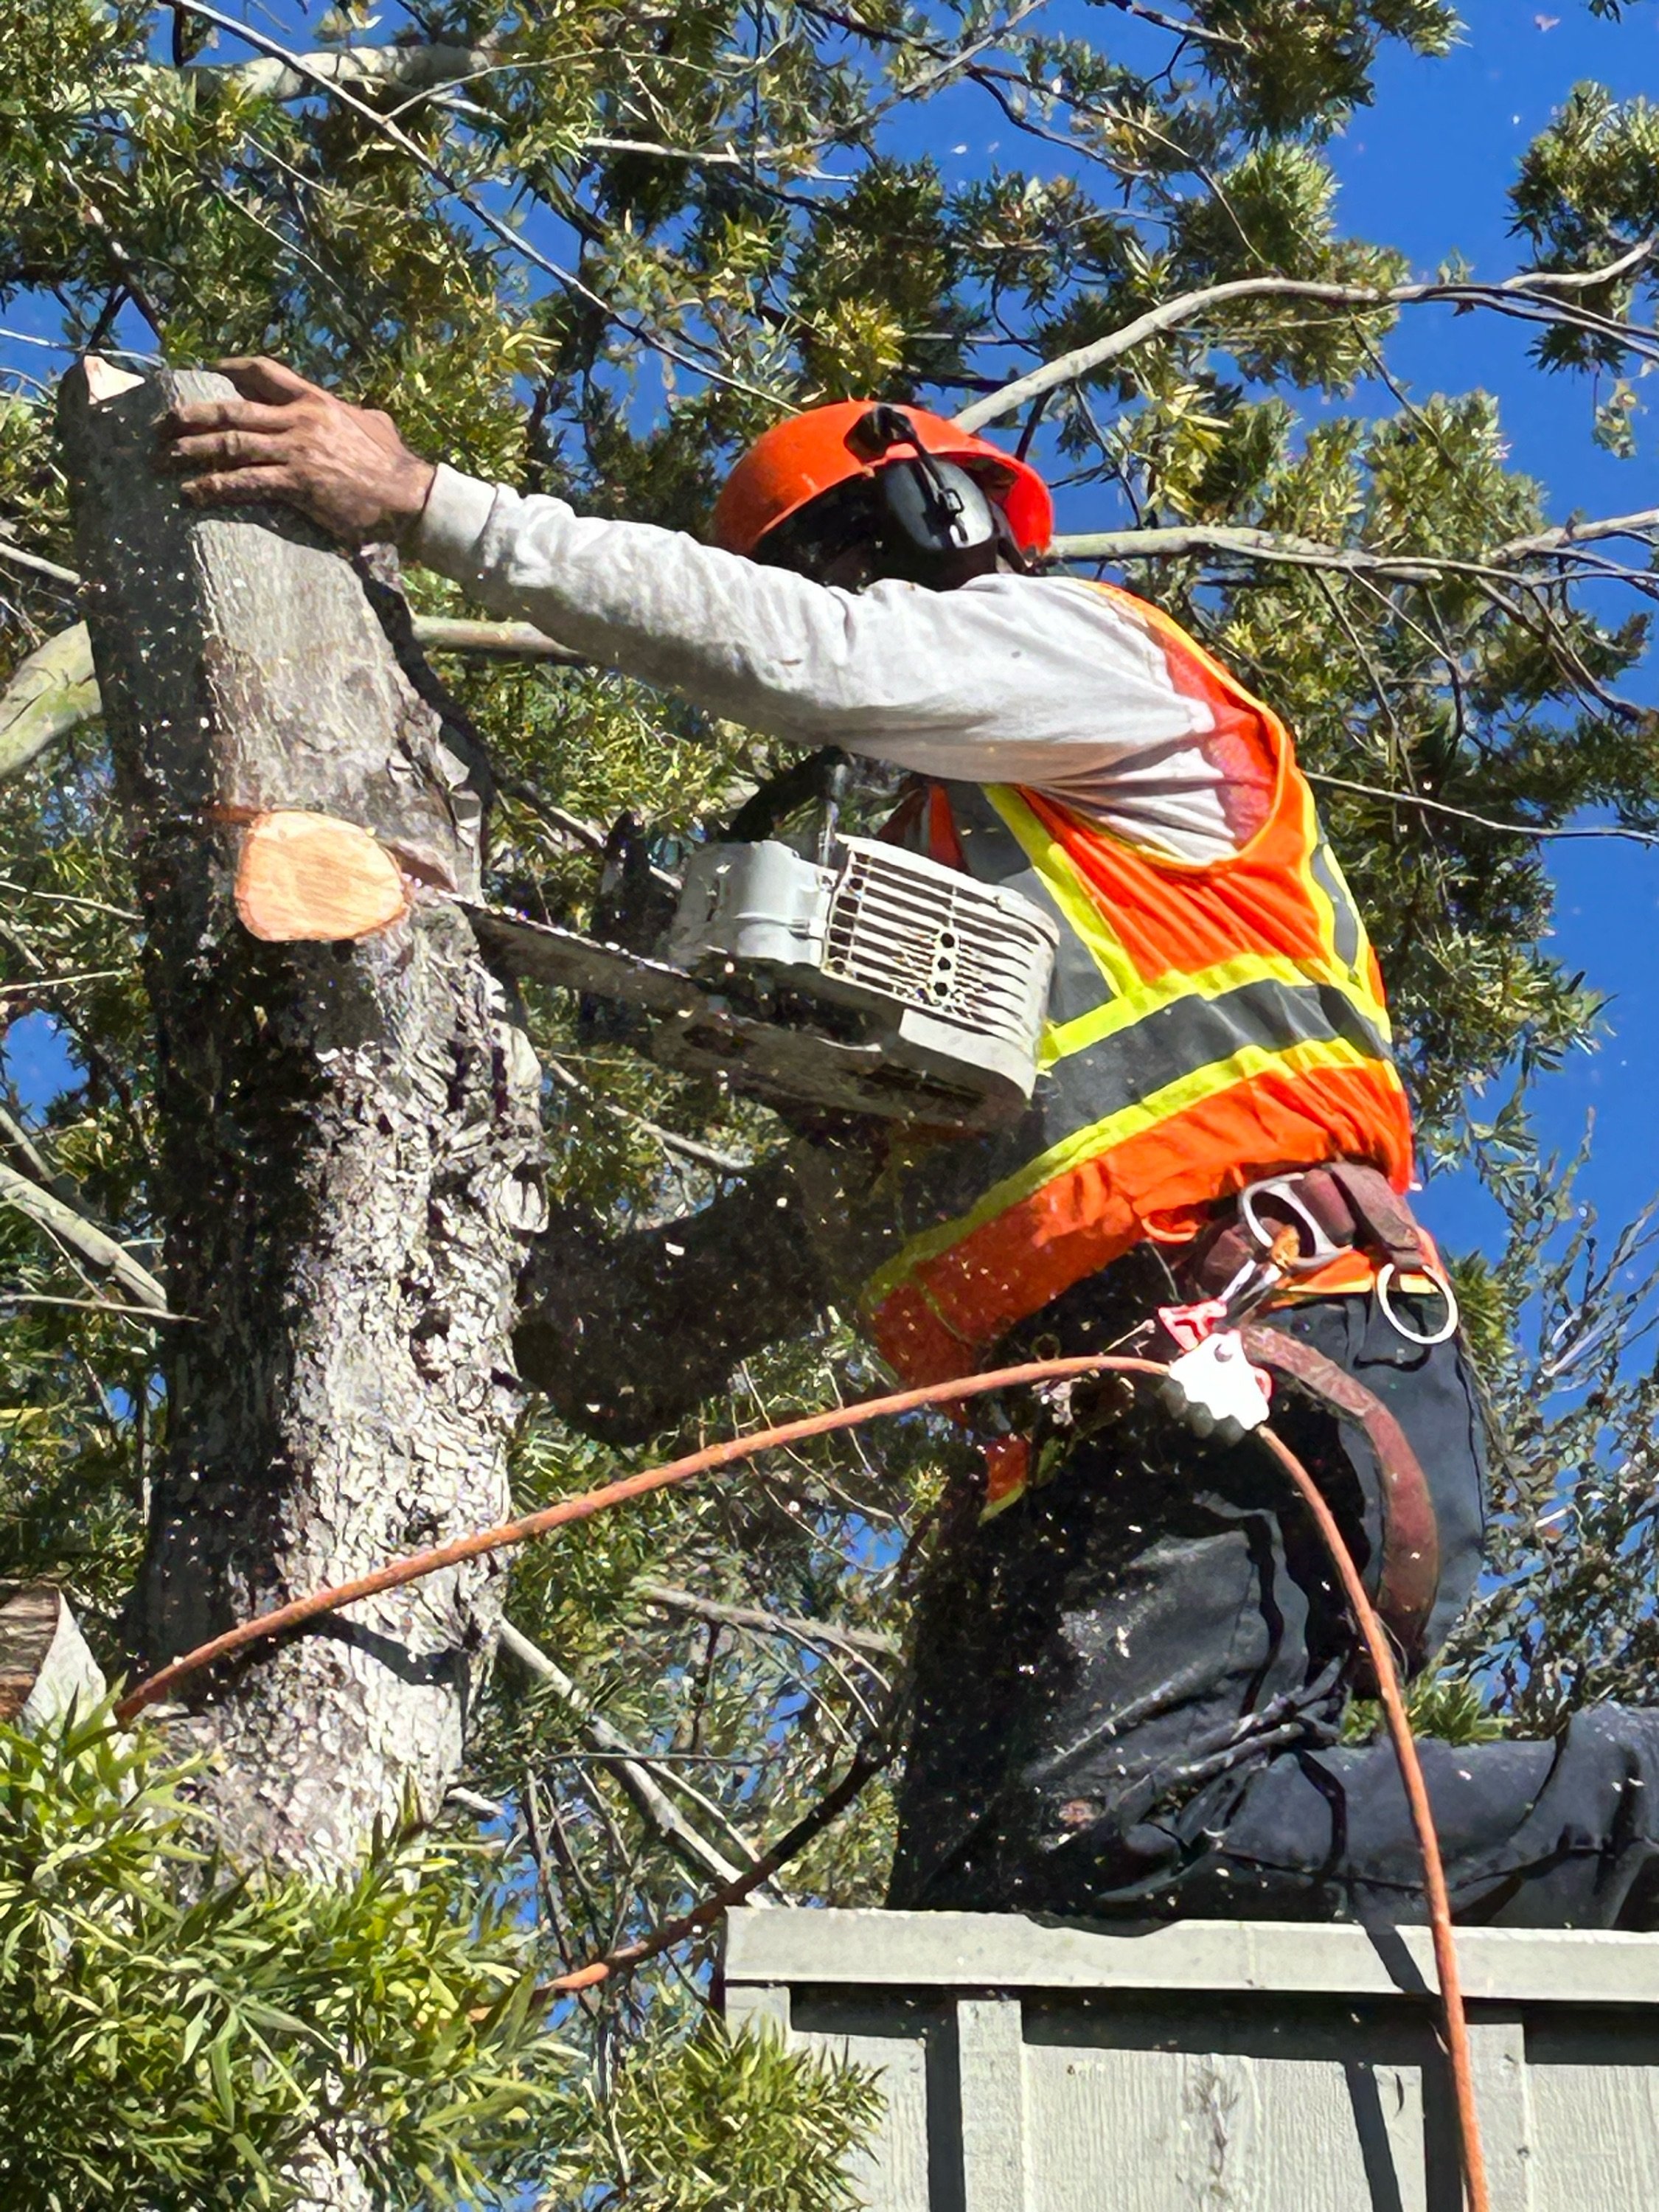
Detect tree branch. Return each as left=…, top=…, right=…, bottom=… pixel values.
left=1051, top=506, right=1659, bottom=582
left=0, top=622, right=100, bottom=781
left=954, top=245, right=1659, bottom=431
left=1304, top=771, right=1659, bottom=850
left=174, top=41, right=495, bottom=108
left=0, top=1156, right=170, bottom=1312
left=545, top=1054, right=750, bottom=1176
left=496, top=1618, right=785, bottom=1899
left=639, top=1582, right=897, bottom=1661
left=0, top=614, right=576, bottom=785
left=0, top=540, right=82, bottom=590
left=166, top=0, right=777, bottom=403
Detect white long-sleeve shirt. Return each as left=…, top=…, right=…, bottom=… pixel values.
left=412, top=466, right=1276, bottom=865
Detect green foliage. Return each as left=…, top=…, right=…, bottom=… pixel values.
left=1343, top=1672, right=1509, bottom=1747
left=543, top=2017, right=883, bottom=2211
left=0, top=1704, right=561, bottom=2210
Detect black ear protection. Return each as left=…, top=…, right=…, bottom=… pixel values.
left=757, top=405, right=1023, bottom=591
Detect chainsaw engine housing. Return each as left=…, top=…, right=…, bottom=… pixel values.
left=467, top=831, right=1060, bottom=1131
left=658, top=835, right=1058, bottom=1124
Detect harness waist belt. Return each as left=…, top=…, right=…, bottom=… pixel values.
left=1178, top=1161, right=1430, bottom=1302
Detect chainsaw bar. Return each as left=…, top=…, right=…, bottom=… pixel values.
left=463, top=902, right=1025, bottom=1130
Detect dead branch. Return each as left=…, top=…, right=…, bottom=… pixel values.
left=174, top=41, right=495, bottom=107
left=639, top=1581, right=897, bottom=1660
left=496, top=1618, right=783, bottom=1897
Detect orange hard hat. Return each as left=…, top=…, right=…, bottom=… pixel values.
left=712, top=400, right=1053, bottom=560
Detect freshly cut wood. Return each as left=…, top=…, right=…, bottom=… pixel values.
left=0, top=1585, right=105, bottom=1729
left=234, top=809, right=411, bottom=942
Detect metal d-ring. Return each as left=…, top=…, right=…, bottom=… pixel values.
left=1375, top=1262, right=1460, bottom=1347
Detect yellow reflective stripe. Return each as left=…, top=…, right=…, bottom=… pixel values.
left=1039, top=947, right=1380, bottom=1070
left=985, top=782, right=1389, bottom=1065
left=863, top=1034, right=1407, bottom=1309
left=1292, top=776, right=1340, bottom=966
left=983, top=785, right=1141, bottom=997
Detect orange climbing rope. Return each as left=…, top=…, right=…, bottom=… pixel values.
left=114, top=1350, right=1489, bottom=2212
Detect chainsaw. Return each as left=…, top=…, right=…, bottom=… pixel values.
left=468, top=753, right=1060, bottom=1131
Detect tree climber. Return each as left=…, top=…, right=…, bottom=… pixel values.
left=158, top=358, right=1659, bottom=1930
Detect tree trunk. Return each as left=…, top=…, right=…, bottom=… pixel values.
left=60, top=363, right=544, bottom=1874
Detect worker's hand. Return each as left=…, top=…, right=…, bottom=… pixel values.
left=156, top=357, right=437, bottom=547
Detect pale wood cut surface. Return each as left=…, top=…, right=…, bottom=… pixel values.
left=234, top=810, right=410, bottom=942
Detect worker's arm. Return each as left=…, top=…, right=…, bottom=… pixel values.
left=159, top=358, right=1260, bottom=863
left=515, top=1137, right=897, bottom=1444
left=406, top=465, right=1208, bottom=779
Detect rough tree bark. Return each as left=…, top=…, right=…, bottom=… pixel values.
left=60, top=362, right=544, bottom=1874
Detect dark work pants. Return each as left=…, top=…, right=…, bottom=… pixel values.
left=888, top=1286, right=1659, bottom=1929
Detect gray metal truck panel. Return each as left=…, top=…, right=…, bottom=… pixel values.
left=722, top=1908, right=1659, bottom=2209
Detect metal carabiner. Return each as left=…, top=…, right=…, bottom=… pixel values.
left=1237, top=1175, right=1348, bottom=1275
left=1375, top=1261, right=1461, bottom=1347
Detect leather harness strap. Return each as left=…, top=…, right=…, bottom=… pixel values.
left=1241, top=1321, right=1440, bottom=1672
left=1178, top=1161, right=1430, bottom=1301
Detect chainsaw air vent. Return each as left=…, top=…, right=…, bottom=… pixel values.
left=821, top=839, right=1054, bottom=1051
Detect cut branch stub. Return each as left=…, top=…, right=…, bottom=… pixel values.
left=234, top=810, right=411, bottom=942
left=0, top=1585, right=106, bottom=1731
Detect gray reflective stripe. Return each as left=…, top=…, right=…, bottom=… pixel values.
left=1037, top=974, right=1394, bottom=1150
left=943, top=781, right=1115, bottom=1028
left=1309, top=839, right=1362, bottom=973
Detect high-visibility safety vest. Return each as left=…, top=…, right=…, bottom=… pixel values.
left=860, top=587, right=1415, bottom=1394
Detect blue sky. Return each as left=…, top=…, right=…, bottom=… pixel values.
left=10, top=1, right=1659, bottom=1266
left=1330, top=4, right=1659, bottom=1251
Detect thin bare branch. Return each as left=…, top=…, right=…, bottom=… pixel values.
left=639, top=1582, right=897, bottom=1660
left=954, top=245, right=1659, bottom=431
left=1305, top=771, right=1659, bottom=849
left=546, top=1057, right=750, bottom=1177
left=0, top=540, right=81, bottom=590
left=496, top=1618, right=783, bottom=1897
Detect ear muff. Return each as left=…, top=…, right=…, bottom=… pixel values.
left=868, top=458, right=1000, bottom=589
left=754, top=406, right=1007, bottom=591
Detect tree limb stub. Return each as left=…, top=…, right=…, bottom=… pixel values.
left=0, top=1585, right=105, bottom=1732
